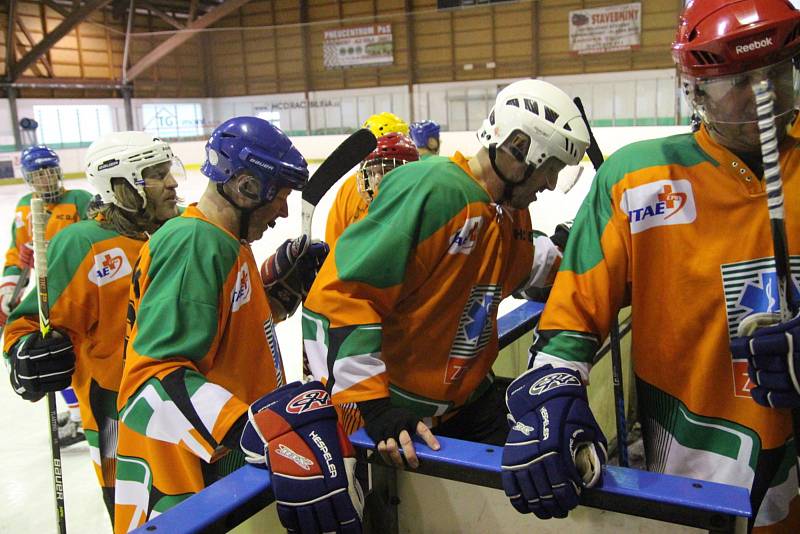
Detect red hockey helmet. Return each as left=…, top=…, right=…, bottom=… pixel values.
left=672, top=0, right=800, bottom=78
left=357, top=133, right=419, bottom=203
left=364, top=132, right=420, bottom=164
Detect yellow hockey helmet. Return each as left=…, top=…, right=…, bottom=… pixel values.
left=362, top=112, right=409, bottom=137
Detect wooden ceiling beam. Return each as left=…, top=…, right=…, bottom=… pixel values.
left=126, top=0, right=253, bottom=82
left=139, top=1, right=185, bottom=30
left=9, top=0, right=113, bottom=81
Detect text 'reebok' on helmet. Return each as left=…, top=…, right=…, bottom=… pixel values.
left=477, top=79, right=589, bottom=197
left=85, top=132, right=185, bottom=211
left=357, top=132, right=419, bottom=203
left=21, top=145, right=62, bottom=202
left=673, top=0, right=800, bottom=129
left=362, top=112, right=409, bottom=138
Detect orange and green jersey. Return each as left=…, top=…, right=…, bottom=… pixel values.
left=114, top=204, right=283, bottom=533
left=325, top=173, right=369, bottom=245
left=534, top=125, right=799, bottom=529
left=3, top=218, right=144, bottom=511
left=3, top=189, right=93, bottom=276
left=304, top=152, right=544, bottom=426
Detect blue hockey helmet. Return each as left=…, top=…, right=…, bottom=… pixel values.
left=201, top=117, right=308, bottom=203
left=20, top=145, right=63, bottom=201
left=409, top=120, right=441, bottom=148
left=21, top=145, right=59, bottom=173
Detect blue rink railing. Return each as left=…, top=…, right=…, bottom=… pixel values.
left=133, top=301, right=751, bottom=534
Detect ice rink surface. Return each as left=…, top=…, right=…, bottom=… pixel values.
left=0, top=161, right=594, bottom=533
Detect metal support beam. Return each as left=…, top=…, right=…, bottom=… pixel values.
left=126, top=0, right=253, bottom=82
left=188, top=0, right=199, bottom=21
left=300, top=0, right=312, bottom=134
left=9, top=0, right=113, bottom=82
left=3, top=77, right=126, bottom=89
left=41, top=0, right=70, bottom=18
left=5, top=0, right=17, bottom=78
left=139, top=1, right=185, bottom=30
left=122, top=85, right=134, bottom=130
left=405, top=0, right=415, bottom=122
left=7, top=86, right=21, bottom=150
left=122, top=0, right=136, bottom=83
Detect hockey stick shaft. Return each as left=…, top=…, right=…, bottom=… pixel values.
left=299, top=129, right=377, bottom=379
left=0, top=265, right=32, bottom=338
left=574, top=97, right=629, bottom=468
left=31, top=197, right=66, bottom=534
left=752, top=80, right=800, bottom=463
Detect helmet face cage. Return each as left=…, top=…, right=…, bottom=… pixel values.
left=356, top=158, right=404, bottom=203
left=24, top=166, right=63, bottom=202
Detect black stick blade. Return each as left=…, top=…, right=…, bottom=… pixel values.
left=302, top=128, right=377, bottom=207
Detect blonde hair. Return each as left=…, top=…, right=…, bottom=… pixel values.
left=87, top=179, right=160, bottom=239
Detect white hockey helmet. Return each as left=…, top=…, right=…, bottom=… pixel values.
left=85, top=131, right=181, bottom=209
left=477, top=79, right=590, bottom=169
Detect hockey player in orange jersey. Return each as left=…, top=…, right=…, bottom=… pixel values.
left=115, top=117, right=362, bottom=533
left=325, top=111, right=410, bottom=245
left=502, top=1, right=800, bottom=530
left=4, top=131, right=183, bottom=523
left=303, top=79, right=589, bottom=469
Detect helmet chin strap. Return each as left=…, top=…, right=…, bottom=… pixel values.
left=216, top=183, right=262, bottom=241
left=488, top=144, right=535, bottom=204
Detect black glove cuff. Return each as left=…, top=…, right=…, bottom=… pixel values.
left=358, top=398, right=422, bottom=444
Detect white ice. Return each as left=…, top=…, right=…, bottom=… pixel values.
left=0, top=161, right=594, bottom=533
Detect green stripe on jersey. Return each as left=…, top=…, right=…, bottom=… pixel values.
left=562, top=133, right=717, bottom=275
left=116, top=454, right=153, bottom=489
left=335, top=157, right=490, bottom=288
left=533, top=329, right=600, bottom=365
left=132, top=216, right=240, bottom=362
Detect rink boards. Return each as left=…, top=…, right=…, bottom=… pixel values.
left=133, top=301, right=750, bottom=534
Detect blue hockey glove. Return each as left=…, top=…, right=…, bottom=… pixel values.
left=731, top=312, right=800, bottom=408
left=240, top=381, right=364, bottom=534
left=503, top=365, right=607, bottom=519
left=261, top=235, right=330, bottom=320
left=6, top=330, right=75, bottom=402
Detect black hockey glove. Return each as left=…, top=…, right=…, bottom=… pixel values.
left=8, top=330, right=75, bottom=402
left=261, top=235, right=330, bottom=320
left=358, top=397, right=422, bottom=447
left=549, top=221, right=572, bottom=250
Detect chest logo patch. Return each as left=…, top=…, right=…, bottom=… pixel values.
left=444, top=284, right=502, bottom=384
left=721, top=257, right=800, bottom=397
left=621, top=180, right=696, bottom=234
left=231, top=263, right=252, bottom=312
left=88, top=248, right=132, bottom=287
left=448, top=216, right=484, bottom=255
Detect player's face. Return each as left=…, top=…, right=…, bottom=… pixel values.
left=510, top=157, right=566, bottom=209
left=246, top=187, right=291, bottom=242
left=690, top=56, right=798, bottom=154
left=142, top=160, right=181, bottom=222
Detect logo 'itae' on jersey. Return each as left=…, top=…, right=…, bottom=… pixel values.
left=621, top=179, right=696, bottom=234
left=231, top=263, right=252, bottom=312
left=722, top=256, right=800, bottom=398
left=286, top=389, right=330, bottom=414
left=88, top=247, right=132, bottom=287
left=448, top=216, right=484, bottom=255
left=444, top=284, right=502, bottom=384
left=529, top=372, right=581, bottom=396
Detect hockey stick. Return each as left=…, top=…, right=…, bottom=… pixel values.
left=573, top=97, right=629, bottom=468
left=750, top=80, right=800, bottom=462
left=31, top=197, right=66, bottom=534
left=0, top=265, right=32, bottom=338
left=301, top=128, right=377, bottom=236
left=299, top=128, right=377, bottom=379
